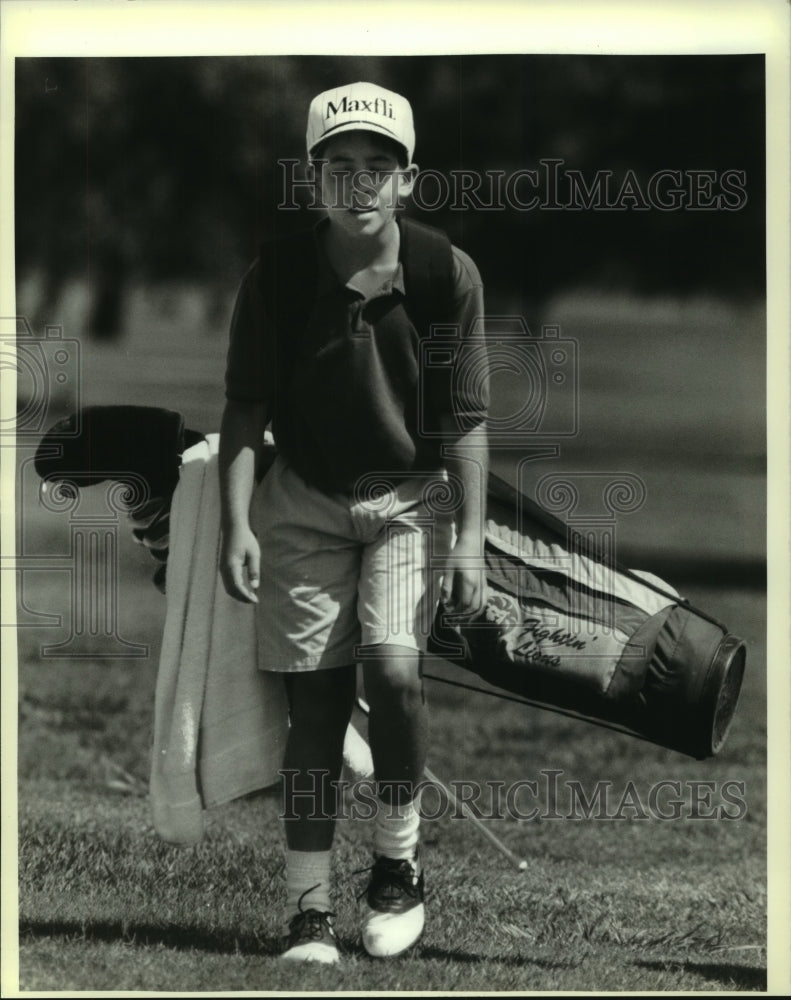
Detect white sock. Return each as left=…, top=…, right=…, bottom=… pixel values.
left=285, top=849, right=333, bottom=923
left=374, top=798, right=420, bottom=862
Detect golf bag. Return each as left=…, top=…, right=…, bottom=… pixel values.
left=428, top=474, right=745, bottom=760
left=35, top=405, right=746, bottom=761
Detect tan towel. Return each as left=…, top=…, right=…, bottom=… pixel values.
left=149, top=435, right=290, bottom=845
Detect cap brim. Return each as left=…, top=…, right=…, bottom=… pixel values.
left=308, top=121, right=411, bottom=161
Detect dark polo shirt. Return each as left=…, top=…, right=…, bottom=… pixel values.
left=225, top=220, right=488, bottom=495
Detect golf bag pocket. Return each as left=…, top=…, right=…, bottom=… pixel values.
left=433, top=522, right=678, bottom=701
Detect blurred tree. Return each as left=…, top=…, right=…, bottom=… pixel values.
left=15, top=54, right=765, bottom=340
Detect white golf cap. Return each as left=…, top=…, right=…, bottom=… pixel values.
left=306, top=82, right=415, bottom=163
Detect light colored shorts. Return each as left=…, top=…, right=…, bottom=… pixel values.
left=250, top=456, right=455, bottom=672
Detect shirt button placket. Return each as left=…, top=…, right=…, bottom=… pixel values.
left=349, top=299, right=371, bottom=340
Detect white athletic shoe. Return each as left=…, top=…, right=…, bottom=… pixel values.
left=280, top=908, right=341, bottom=964
left=360, top=852, right=425, bottom=958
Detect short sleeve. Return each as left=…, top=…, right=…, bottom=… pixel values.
left=224, top=259, right=273, bottom=405
left=429, top=246, right=489, bottom=430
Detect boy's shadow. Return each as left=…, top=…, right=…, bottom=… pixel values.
left=26, top=920, right=763, bottom=986
left=22, top=919, right=575, bottom=969
left=388, top=943, right=580, bottom=970
left=19, top=919, right=281, bottom=957
left=635, top=958, right=766, bottom=991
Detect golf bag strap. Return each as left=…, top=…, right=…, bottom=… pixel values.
left=257, top=215, right=455, bottom=347
left=396, top=215, right=456, bottom=334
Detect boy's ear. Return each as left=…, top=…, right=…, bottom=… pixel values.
left=307, top=158, right=326, bottom=183
left=398, top=163, right=419, bottom=198
left=308, top=158, right=333, bottom=207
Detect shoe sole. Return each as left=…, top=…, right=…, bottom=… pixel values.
left=280, top=944, right=340, bottom=964
left=362, top=903, right=425, bottom=959
left=363, top=931, right=423, bottom=959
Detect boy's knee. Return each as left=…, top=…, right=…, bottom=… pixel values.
left=363, top=646, right=424, bottom=707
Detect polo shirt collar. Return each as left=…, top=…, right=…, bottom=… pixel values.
left=313, top=217, right=406, bottom=299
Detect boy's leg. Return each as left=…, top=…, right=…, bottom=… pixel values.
left=282, top=665, right=358, bottom=852
left=251, top=458, right=364, bottom=958
left=353, top=484, right=454, bottom=958
left=359, top=646, right=426, bottom=958
left=362, top=646, right=426, bottom=809
left=280, top=664, right=356, bottom=963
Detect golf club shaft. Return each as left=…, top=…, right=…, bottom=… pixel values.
left=356, top=697, right=527, bottom=872
left=422, top=763, right=528, bottom=872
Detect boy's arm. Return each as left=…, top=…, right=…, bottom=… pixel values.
left=437, top=247, right=489, bottom=616
left=220, top=259, right=271, bottom=603
left=219, top=398, right=266, bottom=603
left=440, top=418, right=488, bottom=616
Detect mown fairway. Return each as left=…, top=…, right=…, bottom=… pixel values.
left=11, top=291, right=767, bottom=992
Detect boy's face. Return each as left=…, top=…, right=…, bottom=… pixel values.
left=314, top=131, right=417, bottom=238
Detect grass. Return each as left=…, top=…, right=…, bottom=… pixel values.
left=12, top=577, right=767, bottom=992
left=16, top=780, right=766, bottom=992
left=7, top=288, right=768, bottom=992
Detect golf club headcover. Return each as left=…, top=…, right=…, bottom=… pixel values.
left=34, top=405, right=193, bottom=506
left=35, top=405, right=206, bottom=592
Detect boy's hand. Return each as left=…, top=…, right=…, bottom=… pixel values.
left=440, top=533, right=487, bottom=617
left=220, top=524, right=261, bottom=604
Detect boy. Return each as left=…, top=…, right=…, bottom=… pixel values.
left=219, top=82, right=489, bottom=963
